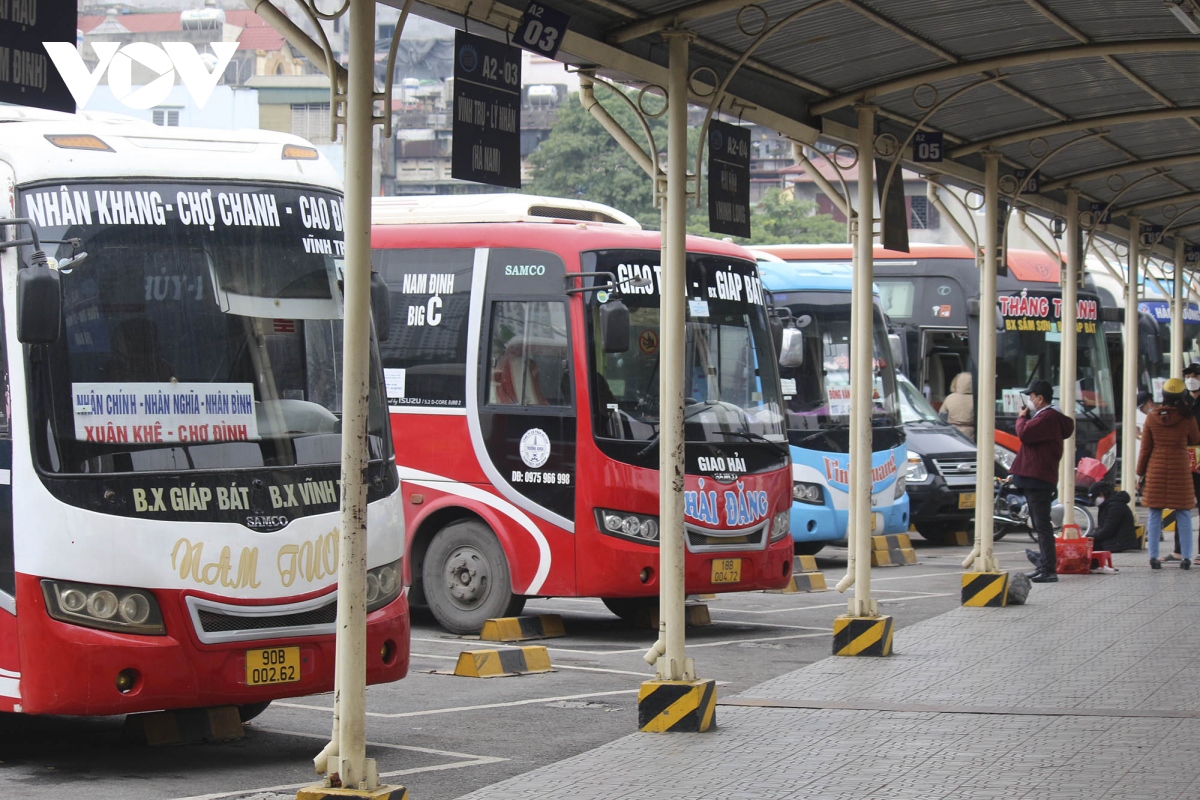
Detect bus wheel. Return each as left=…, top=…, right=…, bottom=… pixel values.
left=602, top=597, right=657, bottom=624
left=423, top=520, right=523, bottom=634
left=237, top=701, right=272, bottom=723
left=792, top=541, right=825, bottom=556
left=915, top=524, right=949, bottom=545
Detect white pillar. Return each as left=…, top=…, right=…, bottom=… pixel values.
left=1058, top=190, right=1079, bottom=525
left=1121, top=218, right=1140, bottom=495
left=656, top=30, right=693, bottom=682
left=1174, top=238, right=1186, bottom=378
left=973, top=153, right=1000, bottom=573
left=850, top=106, right=876, bottom=617
left=331, top=0, right=375, bottom=789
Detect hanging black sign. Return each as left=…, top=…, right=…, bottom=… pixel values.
left=1140, top=223, right=1164, bottom=248
left=875, top=158, right=909, bottom=253
left=0, top=0, right=76, bottom=113
left=452, top=30, right=522, bottom=189
left=707, top=120, right=751, bottom=238
left=514, top=1, right=571, bottom=60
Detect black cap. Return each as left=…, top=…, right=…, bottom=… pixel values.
left=1137, top=390, right=1153, bottom=406
left=1088, top=481, right=1114, bottom=498
left=1185, top=362, right=1200, bottom=377
left=1022, top=379, right=1054, bottom=400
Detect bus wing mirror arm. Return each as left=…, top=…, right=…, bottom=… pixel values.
left=564, top=271, right=617, bottom=296
left=370, top=271, right=391, bottom=342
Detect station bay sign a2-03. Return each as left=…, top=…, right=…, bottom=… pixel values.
left=452, top=30, right=521, bottom=189
left=0, top=0, right=74, bottom=112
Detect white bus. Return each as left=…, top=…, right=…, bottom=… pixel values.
left=0, top=108, right=408, bottom=717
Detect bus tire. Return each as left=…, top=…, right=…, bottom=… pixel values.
left=422, top=520, right=523, bottom=634
left=237, top=701, right=272, bottom=723
left=602, top=597, right=657, bottom=623
left=792, top=540, right=825, bottom=556
left=915, top=524, right=949, bottom=545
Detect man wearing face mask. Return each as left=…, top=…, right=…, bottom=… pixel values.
left=1172, top=363, right=1200, bottom=562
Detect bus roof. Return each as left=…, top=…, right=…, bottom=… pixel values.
left=756, top=243, right=1063, bottom=284
left=755, top=259, right=880, bottom=295
left=372, top=194, right=641, bottom=227
left=372, top=214, right=754, bottom=261
left=0, top=107, right=340, bottom=190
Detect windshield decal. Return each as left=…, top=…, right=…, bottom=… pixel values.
left=999, top=291, right=1098, bottom=333
left=72, top=382, right=259, bottom=444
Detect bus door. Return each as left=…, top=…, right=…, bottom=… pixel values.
left=477, top=249, right=577, bottom=585
left=918, top=328, right=969, bottom=408
left=0, top=302, right=13, bottom=691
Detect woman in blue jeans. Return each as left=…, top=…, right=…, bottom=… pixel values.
left=1137, top=378, right=1200, bottom=569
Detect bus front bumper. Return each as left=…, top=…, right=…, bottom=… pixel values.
left=13, top=574, right=410, bottom=717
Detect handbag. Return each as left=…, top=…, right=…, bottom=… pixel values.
left=1055, top=523, right=1093, bottom=574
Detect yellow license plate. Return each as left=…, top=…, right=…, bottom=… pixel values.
left=958, top=492, right=976, bottom=510
left=245, top=646, right=301, bottom=686
left=711, top=558, right=742, bottom=584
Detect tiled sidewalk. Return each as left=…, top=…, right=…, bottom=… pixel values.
left=455, top=551, right=1200, bottom=800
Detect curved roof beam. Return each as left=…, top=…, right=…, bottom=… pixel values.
left=810, top=39, right=1200, bottom=116
left=1041, top=153, right=1200, bottom=192
left=950, top=106, right=1200, bottom=159
left=1117, top=190, right=1200, bottom=216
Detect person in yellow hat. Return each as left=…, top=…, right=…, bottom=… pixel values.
left=1137, top=377, right=1200, bottom=569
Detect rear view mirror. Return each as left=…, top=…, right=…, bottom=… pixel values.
left=599, top=300, right=630, bottom=353
left=18, top=265, right=62, bottom=344
left=888, top=333, right=905, bottom=373
left=778, top=327, right=804, bottom=367
left=370, top=271, right=391, bottom=342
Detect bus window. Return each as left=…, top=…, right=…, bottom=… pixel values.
left=877, top=280, right=916, bottom=319
left=487, top=301, right=570, bottom=407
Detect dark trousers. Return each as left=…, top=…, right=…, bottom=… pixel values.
left=1027, top=487, right=1056, bottom=573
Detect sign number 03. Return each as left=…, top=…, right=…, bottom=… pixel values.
left=515, top=1, right=571, bottom=60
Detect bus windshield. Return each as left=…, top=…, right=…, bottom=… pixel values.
left=584, top=250, right=786, bottom=448
left=20, top=181, right=390, bottom=474
left=996, top=290, right=1115, bottom=423
left=774, top=292, right=900, bottom=431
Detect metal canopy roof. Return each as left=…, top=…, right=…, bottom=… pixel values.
left=399, top=0, right=1200, bottom=257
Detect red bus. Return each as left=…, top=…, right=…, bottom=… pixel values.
left=372, top=195, right=794, bottom=633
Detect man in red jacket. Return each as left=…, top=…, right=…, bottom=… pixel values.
left=1012, top=379, right=1076, bottom=582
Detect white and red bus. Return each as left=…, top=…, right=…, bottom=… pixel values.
left=0, top=108, right=408, bottom=717
left=372, top=195, right=794, bottom=633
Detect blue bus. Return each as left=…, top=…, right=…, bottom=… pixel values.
left=756, top=256, right=909, bottom=555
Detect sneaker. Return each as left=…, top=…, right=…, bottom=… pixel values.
left=1151, top=558, right=1163, bottom=570
left=1025, top=548, right=1041, bottom=567
left=1030, top=572, right=1058, bottom=583
left=1092, top=565, right=1119, bottom=574
left=1183, top=559, right=1192, bottom=571
left=1165, top=553, right=1182, bottom=562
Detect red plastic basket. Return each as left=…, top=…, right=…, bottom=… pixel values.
left=1056, top=523, right=1093, bottom=574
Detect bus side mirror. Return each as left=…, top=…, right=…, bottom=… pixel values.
left=888, top=334, right=905, bottom=373
left=600, top=300, right=630, bottom=353
left=17, top=265, right=61, bottom=344
left=370, top=271, right=391, bottom=342
left=769, top=314, right=784, bottom=355
left=778, top=327, right=804, bottom=367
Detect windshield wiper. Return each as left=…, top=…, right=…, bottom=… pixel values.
left=713, top=429, right=790, bottom=457
left=790, top=421, right=850, bottom=446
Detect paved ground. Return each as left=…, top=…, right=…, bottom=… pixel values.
left=451, top=544, right=1200, bottom=800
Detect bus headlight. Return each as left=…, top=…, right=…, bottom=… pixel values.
left=995, top=445, right=1017, bottom=472
left=769, top=510, right=791, bottom=542
left=905, top=455, right=930, bottom=483
left=893, top=473, right=908, bottom=499
left=41, top=580, right=165, bottom=635
left=596, top=509, right=660, bottom=544
left=366, top=559, right=403, bottom=613
left=792, top=482, right=824, bottom=505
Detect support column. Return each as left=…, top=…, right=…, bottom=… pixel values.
left=1058, top=191, right=1079, bottom=525
left=963, top=153, right=1004, bottom=604
left=831, top=107, right=893, bottom=654
left=638, top=31, right=716, bottom=733
left=1174, top=238, right=1186, bottom=377
left=323, top=0, right=376, bottom=793
left=1121, top=219, right=1140, bottom=496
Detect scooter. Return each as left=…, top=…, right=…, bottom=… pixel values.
left=993, top=477, right=1095, bottom=542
